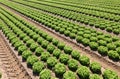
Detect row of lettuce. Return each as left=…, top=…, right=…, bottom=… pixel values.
left=48, top=0, right=120, bottom=15
left=39, top=0, right=120, bottom=11
left=11, top=0, right=120, bottom=35
left=78, top=0, right=120, bottom=11
left=1, top=0, right=120, bottom=62
left=26, top=0, right=120, bottom=22
left=0, top=6, right=119, bottom=79
left=76, top=0, right=120, bottom=9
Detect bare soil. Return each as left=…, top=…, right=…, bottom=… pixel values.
left=0, top=3, right=120, bottom=77
left=0, top=31, right=32, bottom=79
left=0, top=57, right=8, bottom=79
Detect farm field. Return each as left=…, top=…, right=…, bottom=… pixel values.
left=0, top=0, right=120, bottom=79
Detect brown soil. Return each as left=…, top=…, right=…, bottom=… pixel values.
left=0, top=30, right=38, bottom=79
left=0, top=57, right=8, bottom=79
left=0, top=3, right=120, bottom=77
left=0, top=30, right=32, bottom=79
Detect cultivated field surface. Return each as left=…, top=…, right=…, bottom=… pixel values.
left=0, top=0, right=120, bottom=79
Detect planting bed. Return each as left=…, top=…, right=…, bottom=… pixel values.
left=0, top=0, right=120, bottom=79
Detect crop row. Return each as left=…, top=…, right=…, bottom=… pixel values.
left=45, top=0, right=120, bottom=15
left=73, top=0, right=120, bottom=9
left=81, top=1, right=120, bottom=11
left=0, top=6, right=119, bottom=79
left=11, top=0, right=120, bottom=35
left=28, top=0, right=120, bottom=22
left=47, top=0, right=120, bottom=15
left=1, top=1, right=120, bottom=62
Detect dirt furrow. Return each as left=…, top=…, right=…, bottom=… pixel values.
left=0, top=31, right=32, bottom=79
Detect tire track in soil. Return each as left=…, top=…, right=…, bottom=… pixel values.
left=0, top=30, right=32, bottom=79
left=0, top=61, right=8, bottom=79
left=0, top=3, right=120, bottom=76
